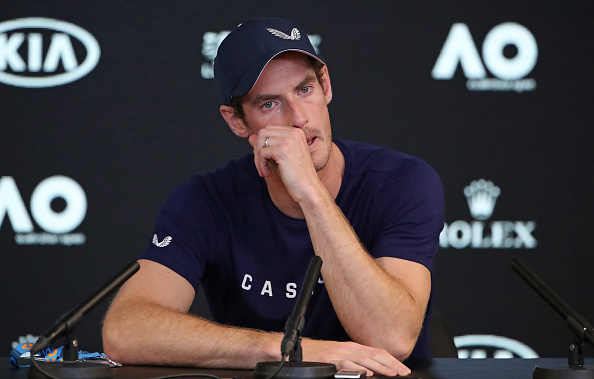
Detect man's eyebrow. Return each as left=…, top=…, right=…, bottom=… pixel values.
left=250, top=93, right=280, bottom=105
left=250, top=74, right=317, bottom=105
left=294, top=74, right=317, bottom=92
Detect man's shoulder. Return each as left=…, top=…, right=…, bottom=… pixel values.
left=181, top=154, right=260, bottom=191
left=336, top=139, right=436, bottom=177
left=164, top=154, right=261, bottom=207
left=206, top=154, right=260, bottom=191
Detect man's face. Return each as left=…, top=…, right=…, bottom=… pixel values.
left=240, top=52, right=333, bottom=172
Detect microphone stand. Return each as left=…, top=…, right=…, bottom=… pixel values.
left=512, top=258, right=594, bottom=379
left=28, top=261, right=140, bottom=379
left=254, top=256, right=337, bottom=379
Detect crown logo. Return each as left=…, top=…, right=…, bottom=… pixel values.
left=464, top=179, right=500, bottom=220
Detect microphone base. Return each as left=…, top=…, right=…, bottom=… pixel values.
left=28, top=361, right=112, bottom=379
left=534, top=366, right=594, bottom=379
left=255, top=361, right=337, bottom=379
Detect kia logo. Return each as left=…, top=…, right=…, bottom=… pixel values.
left=0, top=17, right=100, bottom=88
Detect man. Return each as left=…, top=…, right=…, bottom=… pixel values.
left=102, top=17, right=444, bottom=377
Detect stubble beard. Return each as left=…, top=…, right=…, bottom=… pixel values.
left=312, top=130, right=333, bottom=173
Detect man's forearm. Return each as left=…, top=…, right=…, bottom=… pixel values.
left=102, top=299, right=281, bottom=368
left=299, top=188, right=426, bottom=359
left=103, top=296, right=411, bottom=376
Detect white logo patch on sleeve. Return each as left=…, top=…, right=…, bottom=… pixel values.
left=152, top=234, right=172, bottom=248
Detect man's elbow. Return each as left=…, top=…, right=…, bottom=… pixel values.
left=102, top=311, right=137, bottom=364
left=374, top=332, right=418, bottom=361
left=390, top=335, right=418, bottom=361
left=358, top=321, right=422, bottom=361
left=102, top=322, right=124, bottom=363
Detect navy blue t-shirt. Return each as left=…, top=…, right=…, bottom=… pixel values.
left=140, top=140, right=444, bottom=358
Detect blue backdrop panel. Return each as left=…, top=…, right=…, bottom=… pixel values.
left=1, top=0, right=593, bottom=359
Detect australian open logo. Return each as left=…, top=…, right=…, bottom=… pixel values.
left=455, top=334, right=538, bottom=359
left=0, top=176, right=87, bottom=246
left=0, top=17, right=101, bottom=88
left=440, top=179, right=537, bottom=249
left=432, top=23, right=537, bottom=93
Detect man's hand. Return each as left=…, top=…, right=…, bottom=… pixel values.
left=248, top=125, right=323, bottom=203
left=302, top=339, right=412, bottom=377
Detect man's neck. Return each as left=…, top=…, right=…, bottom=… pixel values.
left=266, top=142, right=345, bottom=219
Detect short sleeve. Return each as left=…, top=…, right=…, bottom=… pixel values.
left=139, top=178, right=217, bottom=291
left=370, top=158, right=444, bottom=273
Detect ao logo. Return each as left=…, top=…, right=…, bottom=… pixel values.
left=0, top=17, right=101, bottom=88
left=455, top=334, right=538, bottom=359
left=0, top=176, right=87, bottom=234
left=432, top=23, right=538, bottom=81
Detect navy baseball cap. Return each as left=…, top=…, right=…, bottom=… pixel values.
left=214, top=17, right=326, bottom=105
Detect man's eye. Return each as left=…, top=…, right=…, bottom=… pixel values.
left=263, top=101, right=273, bottom=109
left=300, top=87, right=310, bottom=94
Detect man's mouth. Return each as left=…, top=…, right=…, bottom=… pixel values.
left=307, top=136, right=317, bottom=146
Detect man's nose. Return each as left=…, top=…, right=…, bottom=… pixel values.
left=286, top=99, right=307, bottom=128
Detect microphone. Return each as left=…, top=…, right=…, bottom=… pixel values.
left=512, top=258, right=594, bottom=379
left=254, top=255, right=337, bottom=379
left=31, top=261, right=140, bottom=355
left=29, top=261, right=140, bottom=378
left=280, top=255, right=322, bottom=356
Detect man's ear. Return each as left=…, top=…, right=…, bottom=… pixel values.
left=220, top=105, right=249, bottom=138
left=320, top=65, right=333, bottom=105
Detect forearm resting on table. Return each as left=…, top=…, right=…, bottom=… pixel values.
left=102, top=298, right=411, bottom=376
left=301, top=192, right=428, bottom=360
left=102, top=299, right=280, bottom=368
left=329, top=254, right=426, bottom=360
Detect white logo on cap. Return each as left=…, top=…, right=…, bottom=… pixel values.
left=267, top=27, right=301, bottom=41
left=201, top=30, right=321, bottom=79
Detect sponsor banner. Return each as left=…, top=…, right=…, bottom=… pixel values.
left=0, top=176, right=87, bottom=246
left=0, top=17, right=100, bottom=88
left=455, top=334, right=539, bottom=359
left=432, top=23, right=537, bottom=93
left=440, top=180, right=537, bottom=249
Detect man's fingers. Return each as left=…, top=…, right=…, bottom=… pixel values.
left=248, top=134, right=256, bottom=147
left=361, top=347, right=411, bottom=376
left=351, top=354, right=410, bottom=377
left=249, top=134, right=271, bottom=177
left=303, top=340, right=411, bottom=377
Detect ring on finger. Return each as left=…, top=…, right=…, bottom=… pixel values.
left=264, top=137, right=269, bottom=148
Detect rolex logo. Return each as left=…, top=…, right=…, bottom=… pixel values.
left=440, top=179, right=536, bottom=249
left=464, top=179, right=500, bottom=220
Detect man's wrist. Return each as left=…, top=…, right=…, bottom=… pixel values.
left=297, top=186, right=336, bottom=219
left=253, top=331, right=284, bottom=363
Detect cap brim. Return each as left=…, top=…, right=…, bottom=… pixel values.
left=229, top=48, right=325, bottom=102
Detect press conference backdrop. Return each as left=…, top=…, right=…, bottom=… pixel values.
left=2, top=1, right=593, bottom=359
